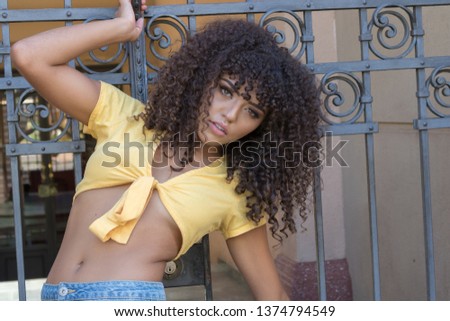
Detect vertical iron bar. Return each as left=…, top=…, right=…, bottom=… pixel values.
left=359, top=7, right=381, bottom=300
left=364, top=119, right=381, bottom=301
left=2, top=0, right=27, bottom=298
left=414, top=6, right=436, bottom=301
left=304, top=10, right=326, bottom=300
left=303, top=10, right=315, bottom=66
left=10, top=157, right=26, bottom=300
left=129, top=34, right=148, bottom=103
left=0, top=97, right=8, bottom=197
left=246, top=0, right=255, bottom=23
left=39, top=112, right=58, bottom=263
left=313, top=167, right=327, bottom=300
left=188, top=0, right=197, bottom=35
left=65, top=0, right=83, bottom=186
left=202, top=235, right=213, bottom=301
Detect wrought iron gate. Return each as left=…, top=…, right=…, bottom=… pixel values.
left=1, top=0, right=450, bottom=301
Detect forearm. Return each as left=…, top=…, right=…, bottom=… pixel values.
left=12, top=17, right=133, bottom=71
left=227, top=226, right=291, bottom=301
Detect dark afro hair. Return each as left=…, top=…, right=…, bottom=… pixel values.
left=141, top=19, right=322, bottom=243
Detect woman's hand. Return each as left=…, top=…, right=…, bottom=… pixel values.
left=115, top=0, right=148, bottom=42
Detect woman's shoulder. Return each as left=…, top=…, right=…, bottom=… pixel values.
left=99, top=81, right=146, bottom=115
left=83, top=82, right=147, bottom=139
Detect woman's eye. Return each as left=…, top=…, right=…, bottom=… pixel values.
left=245, top=107, right=260, bottom=119
left=220, top=86, right=232, bottom=97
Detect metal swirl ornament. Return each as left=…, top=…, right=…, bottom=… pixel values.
left=259, top=10, right=306, bottom=60
left=426, top=65, right=450, bottom=118
left=76, top=16, right=128, bottom=73
left=15, top=88, right=70, bottom=143
left=145, top=15, right=188, bottom=81
left=320, top=72, right=365, bottom=125
left=368, top=5, right=416, bottom=59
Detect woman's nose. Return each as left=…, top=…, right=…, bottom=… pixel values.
left=222, top=101, right=240, bottom=123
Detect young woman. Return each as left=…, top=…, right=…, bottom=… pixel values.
left=11, top=0, right=321, bottom=300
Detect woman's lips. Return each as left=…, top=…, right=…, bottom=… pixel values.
left=209, top=121, right=227, bottom=136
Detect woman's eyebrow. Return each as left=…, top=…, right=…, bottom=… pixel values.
left=220, top=77, right=238, bottom=90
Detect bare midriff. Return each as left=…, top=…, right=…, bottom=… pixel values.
left=45, top=184, right=182, bottom=284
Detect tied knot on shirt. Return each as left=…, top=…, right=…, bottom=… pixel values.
left=89, top=176, right=157, bottom=244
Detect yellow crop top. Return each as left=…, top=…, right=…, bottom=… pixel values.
left=76, top=81, right=266, bottom=260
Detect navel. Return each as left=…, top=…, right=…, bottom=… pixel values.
left=75, top=261, right=84, bottom=271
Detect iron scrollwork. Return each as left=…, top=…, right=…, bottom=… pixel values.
left=426, top=65, right=450, bottom=118
left=145, top=15, right=188, bottom=82
left=15, top=88, right=70, bottom=143
left=367, top=4, right=416, bottom=59
left=320, top=72, right=366, bottom=125
left=76, top=16, right=128, bottom=74
left=259, top=10, right=306, bottom=61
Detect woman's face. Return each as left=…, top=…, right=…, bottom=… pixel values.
left=198, top=75, right=266, bottom=148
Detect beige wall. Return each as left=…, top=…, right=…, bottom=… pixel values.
left=335, top=6, right=450, bottom=300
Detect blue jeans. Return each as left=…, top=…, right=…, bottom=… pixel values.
left=41, top=280, right=166, bottom=301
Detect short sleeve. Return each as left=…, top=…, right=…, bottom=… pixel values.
left=220, top=192, right=267, bottom=239
left=83, top=81, right=145, bottom=143
left=222, top=213, right=267, bottom=240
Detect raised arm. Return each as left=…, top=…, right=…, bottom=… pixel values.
left=226, top=225, right=290, bottom=300
left=10, top=0, right=147, bottom=125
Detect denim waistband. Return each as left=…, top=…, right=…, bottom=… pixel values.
left=41, top=280, right=166, bottom=301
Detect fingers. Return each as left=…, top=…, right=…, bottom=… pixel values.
left=137, top=0, right=148, bottom=16
left=136, top=16, right=144, bottom=32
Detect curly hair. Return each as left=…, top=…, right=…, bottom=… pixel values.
left=141, top=19, right=321, bottom=242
